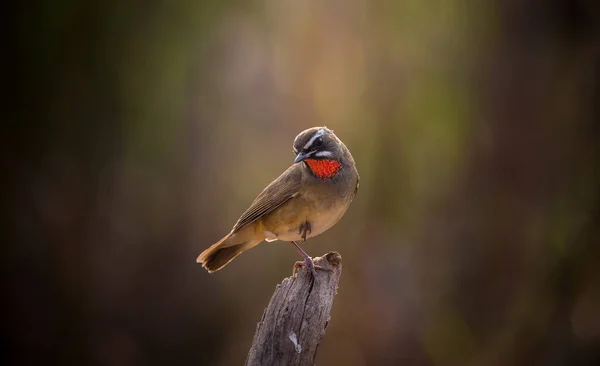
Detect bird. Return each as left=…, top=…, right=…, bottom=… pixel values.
left=196, top=126, right=359, bottom=276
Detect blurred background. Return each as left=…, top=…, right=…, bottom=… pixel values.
left=4, top=0, right=600, bottom=365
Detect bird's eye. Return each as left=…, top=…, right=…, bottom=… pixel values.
left=313, top=137, right=323, bottom=147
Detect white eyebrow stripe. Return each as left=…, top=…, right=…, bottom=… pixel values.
left=303, top=129, right=325, bottom=150
left=314, top=151, right=332, bottom=157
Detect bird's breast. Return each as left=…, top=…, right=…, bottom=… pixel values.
left=260, top=188, right=352, bottom=242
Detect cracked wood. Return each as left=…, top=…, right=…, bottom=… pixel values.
left=245, top=252, right=343, bottom=366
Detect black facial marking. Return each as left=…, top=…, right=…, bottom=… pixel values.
left=294, top=128, right=325, bottom=152
left=292, top=127, right=341, bottom=163
left=313, top=136, right=323, bottom=147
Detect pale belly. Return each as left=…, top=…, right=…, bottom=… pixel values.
left=259, top=192, right=351, bottom=243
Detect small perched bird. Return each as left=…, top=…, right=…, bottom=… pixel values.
left=197, top=126, right=359, bottom=276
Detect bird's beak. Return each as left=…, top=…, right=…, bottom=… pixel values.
left=294, top=151, right=312, bottom=164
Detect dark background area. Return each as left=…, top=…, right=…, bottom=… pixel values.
left=3, top=0, right=600, bottom=365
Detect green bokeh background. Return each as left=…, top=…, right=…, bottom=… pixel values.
left=5, top=1, right=600, bottom=365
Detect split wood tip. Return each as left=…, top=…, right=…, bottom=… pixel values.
left=324, top=251, right=342, bottom=267
left=311, top=251, right=342, bottom=270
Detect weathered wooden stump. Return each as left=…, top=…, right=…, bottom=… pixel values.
left=245, top=252, right=343, bottom=366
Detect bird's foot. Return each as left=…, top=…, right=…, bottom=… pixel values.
left=298, top=220, right=312, bottom=242
left=289, top=240, right=331, bottom=279
left=292, top=257, right=332, bottom=278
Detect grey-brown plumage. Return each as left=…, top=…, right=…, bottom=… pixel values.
left=197, top=127, right=359, bottom=274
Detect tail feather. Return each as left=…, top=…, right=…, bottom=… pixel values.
left=197, top=235, right=259, bottom=273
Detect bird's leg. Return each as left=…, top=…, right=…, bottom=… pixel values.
left=294, top=221, right=315, bottom=277
left=290, top=240, right=317, bottom=277
left=290, top=240, right=331, bottom=278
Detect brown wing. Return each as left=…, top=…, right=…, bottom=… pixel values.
left=232, top=164, right=302, bottom=232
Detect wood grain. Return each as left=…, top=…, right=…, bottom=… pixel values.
left=246, top=252, right=343, bottom=366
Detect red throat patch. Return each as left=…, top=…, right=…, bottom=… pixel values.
left=304, top=159, right=342, bottom=179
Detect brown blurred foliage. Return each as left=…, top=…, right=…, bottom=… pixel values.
left=3, top=0, right=600, bottom=365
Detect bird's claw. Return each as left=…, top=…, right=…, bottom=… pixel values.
left=292, top=258, right=331, bottom=278
left=299, top=221, right=312, bottom=242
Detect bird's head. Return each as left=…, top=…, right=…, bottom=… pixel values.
left=292, top=127, right=346, bottom=179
